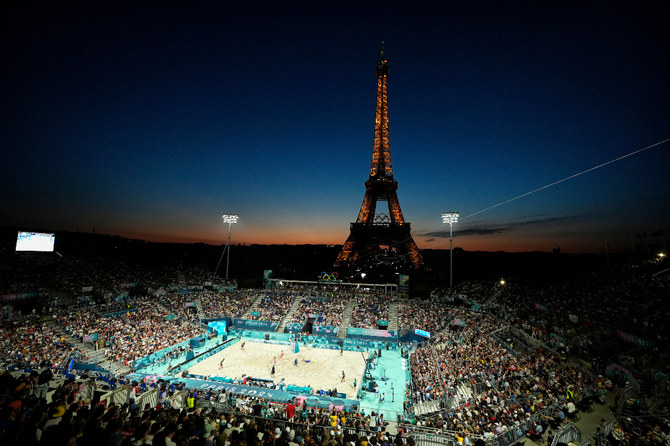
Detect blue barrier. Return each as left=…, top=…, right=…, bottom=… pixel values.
left=398, top=330, right=429, bottom=343
left=210, top=376, right=233, bottom=383
left=301, top=335, right=398, bottom=352
left=170, top=338, right=236, bottom=375
left=133, top=333, right=208, bottom=371
left=126, top=372, right=360, bottom=410
left=71, top=362, right=110, bottom=373
left=228, top=330, right=295, bottom=343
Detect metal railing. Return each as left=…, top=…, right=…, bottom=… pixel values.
left=616, top=383, right=637, bottom=417
left=99, top=385, right=131, bottom=407
left=484, top=401, right=562, bottom=446
left=135, top=386, right=160, bottom=410
left=598, top=418, right=616, bottom=444
left=195, top=400, right=450, bottom=446
left=490, top=326, right=535, bottom=356
left=551, top=422, right=582, bottom=446
left=429, top=342, right=447, bottom=400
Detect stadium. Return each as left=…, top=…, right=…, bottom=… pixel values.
left=1, top=230, right=669, bottom=446
left=2, top=6, right=669, bottom=445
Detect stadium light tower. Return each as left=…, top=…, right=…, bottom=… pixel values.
left=441, top=212, right=459, bottom=293
left=216, top=214, right=238, bottom=281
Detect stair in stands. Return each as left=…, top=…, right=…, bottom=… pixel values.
left=47, top=317, right=129, bottom=375
left=387, top=301, right=399, bottom=331
left=277, top=296, right=303, bottom=332
left=194, top=296, right=206, bottom=321
left=456, top=382, right=472, bottom=404
left=177, top=271, right=187, bottom=287
left=337, top=298, right=355, bottom=338
left=241, top=292, right=265, bottom=319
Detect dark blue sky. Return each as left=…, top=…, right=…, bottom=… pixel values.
left=3, top=2, right=669, bottom=253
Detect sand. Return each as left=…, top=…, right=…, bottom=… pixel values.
left=186, top=339, right=368, bottom=398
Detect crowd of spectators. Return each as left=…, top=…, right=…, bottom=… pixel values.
left=291, top=297, right=346, bottom=327
left=349, top=294, right=389, bottom=329
left=399, top=256, right=669, bottom=442
left=406, top=309, right=501, bottom=405
left=0, top=367, right=410, bottom=446
left=0, top=315, right=78, bottom=369
left=0, top=255, right=128, bottom=298
left=450, top=257, right=669, bottom=365
left=211, top=390, right=393, bottom=436
left=157, top=293, right=201, bottom=325
left=1, top=250, right=669, bottom=445
left=405, top=308, right=604, bottom=440
left=249, top=293, right=295, bottom=323
left=398, top=297, right=453, bottom=335
left=605, top=416, right=670, bottom=446
left=175, top=267, right=219, bottom=289
left=56, top=301, right=202, bottom=367
left=0, top=253, right=223, bottom=316
left=199, top=291, right=258, bottom=319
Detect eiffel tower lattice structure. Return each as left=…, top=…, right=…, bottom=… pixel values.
left=334, top=48, right=425, bottom=274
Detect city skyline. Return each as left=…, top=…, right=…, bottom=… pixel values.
left=3, top=2, right=669, bottom=254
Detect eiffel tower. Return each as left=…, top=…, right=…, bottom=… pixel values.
left=334, top=47, right=424, bottom=274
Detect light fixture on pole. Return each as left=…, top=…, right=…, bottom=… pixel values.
left=215, top=214, right=238, bottom=281
left=441, top=212, right=459, bottom=293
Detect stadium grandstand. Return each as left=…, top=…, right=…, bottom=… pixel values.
left=0, top=242, right=669, bottom=446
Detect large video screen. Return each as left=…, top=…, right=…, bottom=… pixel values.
left=15, top=231, right=55, bottom=252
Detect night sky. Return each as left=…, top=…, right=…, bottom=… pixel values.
left=3, top=2, right=669, bottom=254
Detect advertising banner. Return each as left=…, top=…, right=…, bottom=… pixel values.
left=233, top=318, right=278, bottom=332
left=616, top=330, right=652, bottom=347
left=127, top=373, right=360, bottom=410
left=346, top=327, right=397, bottom=342
left=1, top=292, right=39, bottom=302
left=83, top=333, right=99, bottom=342
left=284, top=323, right=303, bottom=334
left=313, top=325, right=339, bottom=337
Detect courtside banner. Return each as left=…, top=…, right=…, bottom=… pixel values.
left=127, top=373, right=360, bottom=410
left=284, top=323, right=303, bottom=333
left=234, top=318, right=279, bottom=332
left=346, top=327, right=398, bottom=342
left=313, top=325, right=339, bottom=337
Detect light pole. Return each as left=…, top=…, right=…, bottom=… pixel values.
left=215, top=214, right=238, bottom=281
left=441, top=212, right=459, bottom=293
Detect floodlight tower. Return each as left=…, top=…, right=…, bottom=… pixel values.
left=441, top=212, right=459, bottom=293
left=216, top=214, right=238, bottom=282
